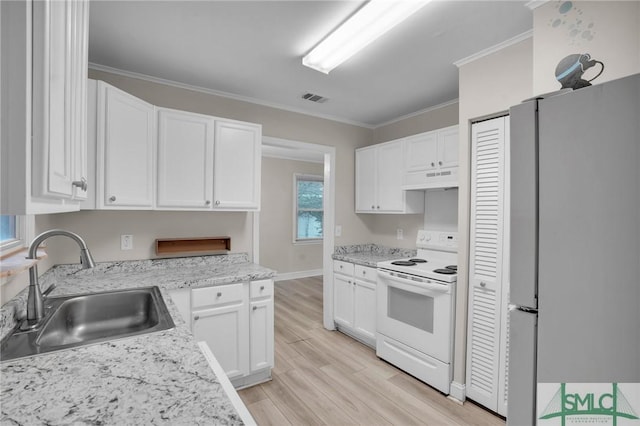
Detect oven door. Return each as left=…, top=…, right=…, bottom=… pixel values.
left=377, top=269, right=454, bottom=363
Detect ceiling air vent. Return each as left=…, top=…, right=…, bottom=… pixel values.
left=302, top=93, right=328, bottom=103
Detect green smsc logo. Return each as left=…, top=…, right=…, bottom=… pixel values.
left=540, top=383, right=639, bottom=425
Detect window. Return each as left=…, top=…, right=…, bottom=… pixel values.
left=0, top=215, right=29, bottom=254
left=295, top=174, right=323, bottom=242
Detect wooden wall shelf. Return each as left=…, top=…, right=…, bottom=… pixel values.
left=155, top=237, right=231, bottom=257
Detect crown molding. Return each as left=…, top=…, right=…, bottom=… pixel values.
left=453, top=29, right=534, bottom=68
left=88, top=62, right=376, bottom=129
left=526, top=0, right=550, bottom=10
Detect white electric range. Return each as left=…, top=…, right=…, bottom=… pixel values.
left=376, top=229, right=458, bottom=394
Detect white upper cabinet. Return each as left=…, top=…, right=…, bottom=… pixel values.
left=86, top=81, right=262, bottom=212
left=96, top=81, right=155, bottom=209
left=157, top=108, right=214, bottom=209
left=355, top=140, right=423, bottom=214
left=1, top=0, right=89, bottom=214
left=402, top=125, right=459, bottom=190
left=213, top=120, right=261, bottom=210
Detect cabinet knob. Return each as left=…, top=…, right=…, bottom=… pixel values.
left=431, top=162, right=435, bottom=167
left=205, top=200, right=211, bottom=206
left=72, top=177, right=88, bottom=191
left=376, top=206, right=380, bottom=209
left=252, top=306, right=258, bottom=311
left=109, top=196, right=116, bottom=202
left=371, top=205, right=375, bottom=209
left=438, top=161, right=443, bottom=166
left=217, top=292, right=222, bottom=297
left=215, top=200, right=221, bottom=206
left=480, top=282, right=486, bottom=288
left=362, top=270, right=366, bottom=275
left=194, top=315, right=200, bottom=321
left=260, top=285, right=265, bottom=291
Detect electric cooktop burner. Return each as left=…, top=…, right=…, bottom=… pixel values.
left=434, top=268, right=456, bottom=275
left=445, top=265, right=457, bottom=271
left=408, top=258, right=427, bottom=263
left=391, top=260, right=417, bottom=266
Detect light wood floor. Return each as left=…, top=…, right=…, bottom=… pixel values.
left=238, top=276, right=505, bottom=425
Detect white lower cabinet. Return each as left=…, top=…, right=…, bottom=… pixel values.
left=168, top=279, right=274, bottom=389
left=333, top=261, right=376, bottom=347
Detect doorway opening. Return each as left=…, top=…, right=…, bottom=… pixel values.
left=254, top=136, right=336, bottom=330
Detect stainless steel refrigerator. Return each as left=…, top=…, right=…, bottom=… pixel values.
left=507, top=73, right=640, bottom=425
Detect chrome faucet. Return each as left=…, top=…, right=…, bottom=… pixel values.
left=25, top=229, right=96, bottom=323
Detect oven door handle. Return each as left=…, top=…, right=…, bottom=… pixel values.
left=378, top=270, right=451, bottom=295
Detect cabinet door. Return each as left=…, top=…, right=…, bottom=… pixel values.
left=192, top=303, right=249, bottom=380
left=404, top=132, right=438, bottom=171
left=437, top=126, right=459, bottom=169
left=355, top=146, right=376, bottom=212
left=466, top=117, right=508, bottom=411
left=333, top=273, right=354, bottom=328
left=250, top=298, right=274, bottom=372
left=97, top=82, right=155, bottom=209
left=32, top=0, right=88, bottom=200
left=375, top=141, right=404, bottom=212
left=213, top=120, right=261, bottom=210
left=157, top=108, right=214, bottom=209
left=354, top=279, right=376, bottom=343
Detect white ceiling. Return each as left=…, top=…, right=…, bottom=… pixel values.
left=88, top=1, right=532, bottom=128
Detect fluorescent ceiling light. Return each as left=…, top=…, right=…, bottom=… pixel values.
left=302, top=0, right=430, bottom=74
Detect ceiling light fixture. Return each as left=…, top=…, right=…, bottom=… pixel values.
left=302, top=0, right=430, bottom=74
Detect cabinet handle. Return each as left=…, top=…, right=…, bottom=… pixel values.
left=217, top=292, right=222, bottom=297
left=109, top=196, right=116, bottom=202
left=205, top=200, right=211, bottom=206
left=480, top=282, right=486, bottom=288
left=215, top=200, right=221, bottom=206
left=194, top=315, right=200, bottom=321
left=252, top=306, right=258, bottom=311
left=72, top=177, right=88, bottom=191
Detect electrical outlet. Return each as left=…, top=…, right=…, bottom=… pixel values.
left=121, top=234, right=133, bottom=250
left=335, top=225, right=342, bottom=237
left=397, top=228, right=404, bottom=240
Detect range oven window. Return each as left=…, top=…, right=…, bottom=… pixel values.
left=387, top=286, right=434, bottom=334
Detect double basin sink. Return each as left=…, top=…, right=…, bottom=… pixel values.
left=1, top=286, right=175, bottom=362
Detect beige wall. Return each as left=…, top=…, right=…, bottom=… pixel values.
left=533, top=1, right=640, bottom=94
left=372, top=101, right=459, bottom=144
left=455, top=36, right=534, bottom=385
left=260, top=157, right=323, bottom=274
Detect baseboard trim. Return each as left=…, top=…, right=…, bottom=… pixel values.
left=274, top=269, right=323, bottom=282
left=449, top=381, right=466, bottom=403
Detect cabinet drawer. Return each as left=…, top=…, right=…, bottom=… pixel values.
left=192, top=283, right=244, bottom=308
left=354, top=265, right=376, bottom=283
left=334, top=260, right=354, bottom=275
left=250, top=279, right=273, bottom=299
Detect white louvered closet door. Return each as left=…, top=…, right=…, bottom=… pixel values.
left=466, top=116, right=510, bottom=414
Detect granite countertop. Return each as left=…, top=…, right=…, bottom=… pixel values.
left=0, top=253, right=275, bottom=425
left=332, top=244, right=417, bottom=267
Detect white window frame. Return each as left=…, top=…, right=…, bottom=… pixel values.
left=293, top=174, right=323, bottom=245
left=0, top=215, right=34, bottom=255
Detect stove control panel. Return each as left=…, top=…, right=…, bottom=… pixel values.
left=417, top=230, right=458, bottom=251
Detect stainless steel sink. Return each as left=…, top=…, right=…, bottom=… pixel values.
left=1, top=287, right=175, bottom=362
